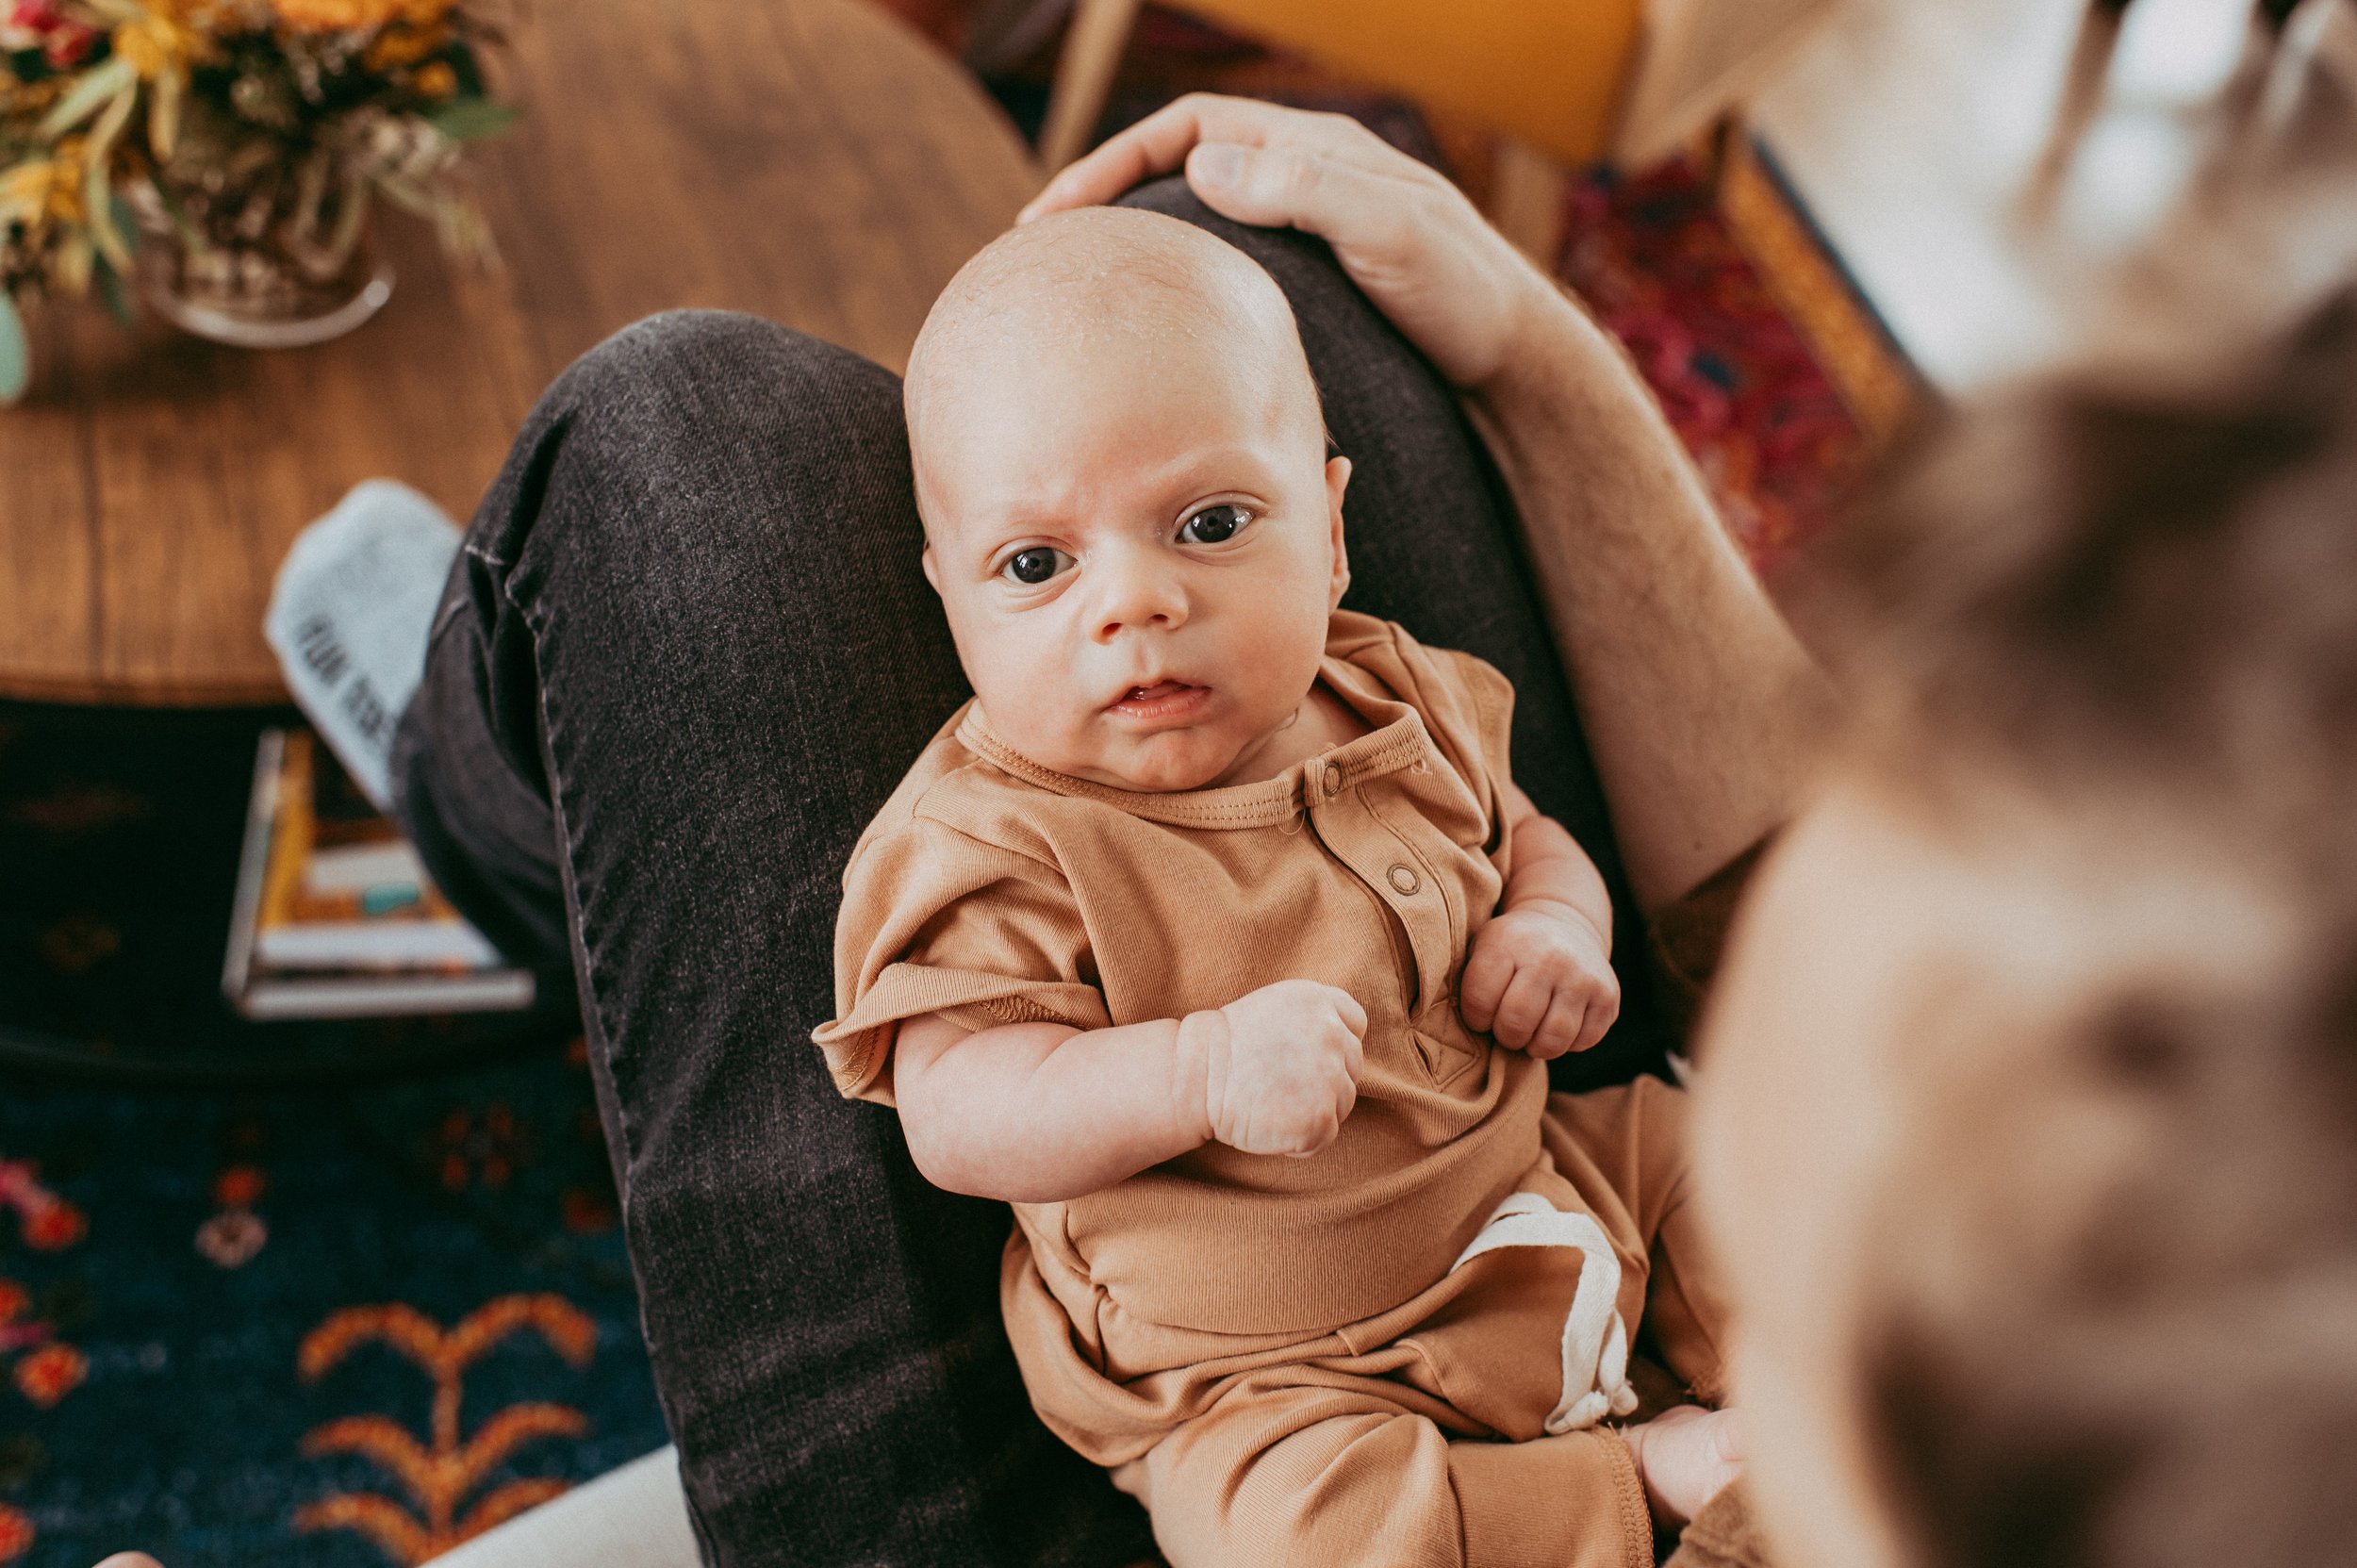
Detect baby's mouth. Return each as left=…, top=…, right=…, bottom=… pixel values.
left=1107, top=680, right=1211, bottom=720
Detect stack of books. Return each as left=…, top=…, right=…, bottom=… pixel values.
left=223, top=729, right=535, bottom=1019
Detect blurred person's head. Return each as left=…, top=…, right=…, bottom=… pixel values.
left=1696, top=285, right=2357, bottom=1568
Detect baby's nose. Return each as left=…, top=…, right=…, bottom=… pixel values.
left=1090, top=552, right=1188, bottom=642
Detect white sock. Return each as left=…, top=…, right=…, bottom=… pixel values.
left=265, top=479, right=462, bottom=811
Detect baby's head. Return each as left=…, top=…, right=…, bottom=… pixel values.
left=906, top=207, right=1351, bottom=792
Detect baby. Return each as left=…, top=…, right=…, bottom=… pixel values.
left=816, top=207, right=1738, bottom=1568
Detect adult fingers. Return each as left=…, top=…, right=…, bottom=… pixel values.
left=1021, top=93, right=1421, bottom=221
left=1178, top=139, right=1435, bottom=247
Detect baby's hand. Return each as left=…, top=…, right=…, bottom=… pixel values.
left=1193, top=980, right=1367, bottom=1157
left=1459, top=903, right=1620, bottom=1059
left=1621, top=1405, right=1743, bottom=1527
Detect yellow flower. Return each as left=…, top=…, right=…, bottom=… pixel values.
left=112, top=14, right=193, bottom=78
left=43, top=141, right=86, bottom=223
left=410, top=58, right=456, bottom=98
left=363, top=18, right=444, bottom=69
left=271, top=0, right=400, bottom=32
left=0, top=160, right=60, bottom=225
left=2, top=153, right=85, bottom=227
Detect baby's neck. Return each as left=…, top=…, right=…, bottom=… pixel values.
left=1207, top=680, right=1372, bottom=788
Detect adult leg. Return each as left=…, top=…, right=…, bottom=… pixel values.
left=391, top=310, right=1153, bottom=1568
left=1115, top=177, right=1677, bottom=1086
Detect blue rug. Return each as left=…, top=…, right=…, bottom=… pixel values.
left=0, top=1046, right=667, bottom=1566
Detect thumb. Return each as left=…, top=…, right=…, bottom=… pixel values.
left=1185, top=141, right=1362, bottom=237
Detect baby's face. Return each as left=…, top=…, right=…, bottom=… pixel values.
left=910, top=215, right=1348, bottom=793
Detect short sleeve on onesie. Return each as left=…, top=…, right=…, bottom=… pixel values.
left=813, top=804, right=1111, bottom=1107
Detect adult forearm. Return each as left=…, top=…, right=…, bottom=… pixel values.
left=1467, top=291, right=1833, bottom=910
left=895, top=1015, right=1211, bottom=1203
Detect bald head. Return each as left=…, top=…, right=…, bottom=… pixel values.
left=904, top=207, right=1323, bottom=526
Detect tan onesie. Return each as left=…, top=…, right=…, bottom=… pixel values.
left=816, top=610, right=1729, bottom=1568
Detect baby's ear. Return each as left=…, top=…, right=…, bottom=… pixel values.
left=1326, top=455, right=1353, bottom=607
left=920, top=544, right=942, bottom=596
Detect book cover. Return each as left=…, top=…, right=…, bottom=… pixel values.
left=223, top=729, right=535, bottom=1019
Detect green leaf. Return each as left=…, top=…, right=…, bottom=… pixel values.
left=92, top=256, right=133, bottom=324
left=108, top=191, right=140, bottom=253
left=422, top=99, right=519, bottom=143
left=36, top=56, right=136, bottom=140
left=81, top=83, right=137, bottom=273
left=149, top=60, right=183, bottom=160
left=0, top=291, right=27, bottom=405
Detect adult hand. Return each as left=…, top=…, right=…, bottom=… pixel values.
left=1022, top=93, right=1566, bottom=390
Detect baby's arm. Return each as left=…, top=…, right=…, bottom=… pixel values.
left=1459, top=779, right=1623, bottom=1058
left=893, top=979, right=1368, bottom=1203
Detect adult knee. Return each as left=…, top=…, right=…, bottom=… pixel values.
left=541, top=308, right=904, bottom=465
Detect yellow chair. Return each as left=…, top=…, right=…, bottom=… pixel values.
left=1037, top=0, right=1839, bottom=176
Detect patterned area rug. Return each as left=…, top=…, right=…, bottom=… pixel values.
left=0, top=9, right=1906, bottom=1564
left=0, top=1036, right=655, bottom=1567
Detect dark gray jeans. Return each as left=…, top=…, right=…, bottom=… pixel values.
left=391, top=179, right=1673, bottom=1568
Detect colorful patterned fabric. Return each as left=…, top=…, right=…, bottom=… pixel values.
left=1554, top=155, right=1877, bottom=570
left=0, top=1032, right=660, bottom=1567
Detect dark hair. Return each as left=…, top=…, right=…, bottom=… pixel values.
left=1789, top=287, right=2357, bottom=846
left=1788, top=286, right=2357, bottom=1568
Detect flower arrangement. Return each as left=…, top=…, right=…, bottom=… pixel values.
left=0, top=0, right=515, bottom=394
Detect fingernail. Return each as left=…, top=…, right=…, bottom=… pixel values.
left=1194, top=144, right=1244, bottom=188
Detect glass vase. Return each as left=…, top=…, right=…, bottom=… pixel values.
left=130, top=187, right=396, bottom=350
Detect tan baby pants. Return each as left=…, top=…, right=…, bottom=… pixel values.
left=1105, top=1079, right=1728, bottom=1568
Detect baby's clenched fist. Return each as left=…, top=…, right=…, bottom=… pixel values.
left=1459, top=903, right=1620, bottom=1060
left=1187, top=980, right=1367, bottom=1157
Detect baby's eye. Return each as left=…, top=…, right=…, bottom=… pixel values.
left=1000, top=547, right=1072, bottom=586
left=1178, top=504, right=1253, bottom=545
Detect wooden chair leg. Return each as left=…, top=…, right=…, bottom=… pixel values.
left=2020, top=0, right=2137, bottom=223
left=1485, top=137, right=1574, bottom=265
left=1038, top=0, right=1145, bottom=171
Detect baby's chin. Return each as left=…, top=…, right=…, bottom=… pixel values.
left=1008, top=722, right=1245, bottom=795
left=1063, top=743, right=1237, bottom=795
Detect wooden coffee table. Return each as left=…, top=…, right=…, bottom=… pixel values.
left=0, top=0, right=1038, bottom=706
